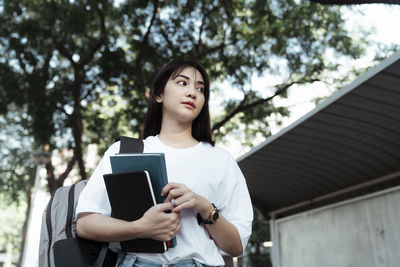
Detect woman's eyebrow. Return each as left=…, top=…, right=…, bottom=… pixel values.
left=176, top=74, right=204, bottom=85
left=176, top=74, right=190, bottom=80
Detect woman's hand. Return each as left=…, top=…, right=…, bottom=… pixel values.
left=161, top=182, right=214, bottom=219
left=161, top=182, right=243, bottom=256
left=136, top=202, right=181, bottom=241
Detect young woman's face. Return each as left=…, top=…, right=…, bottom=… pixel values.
left=156, top=67, right=205, bottom=125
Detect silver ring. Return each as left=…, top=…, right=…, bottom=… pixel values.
left=171, top=199, right=176, bottom=207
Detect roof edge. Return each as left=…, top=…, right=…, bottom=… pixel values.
left=237, top=50, right=400, bottom=163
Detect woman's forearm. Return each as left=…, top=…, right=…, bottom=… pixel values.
left=76, top=203, right=181, bottom=242
left=76, top=213, right=142, bottom=242
left=205, top=215, right=243, bottom=257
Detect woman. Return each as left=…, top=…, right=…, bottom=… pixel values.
left=76, top=59, right=253, bottom=267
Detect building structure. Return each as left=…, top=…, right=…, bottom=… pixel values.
left=237, top=50, right=400, bottom=267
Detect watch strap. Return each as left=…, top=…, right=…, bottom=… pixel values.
left=197, top=203, right=219, bottom=225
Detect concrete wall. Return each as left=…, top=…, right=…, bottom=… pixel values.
left=274, top=186, right=400, bottom=267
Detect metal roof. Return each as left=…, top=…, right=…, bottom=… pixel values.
left=237, top=50, right=400, bottom=218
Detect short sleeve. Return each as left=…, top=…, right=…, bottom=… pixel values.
left=75, top=141, right=120, bottom=220
left=218, top=155, right=253, bottom=253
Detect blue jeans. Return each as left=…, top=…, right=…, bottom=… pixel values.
left=115, top=253, right=212, bottom=267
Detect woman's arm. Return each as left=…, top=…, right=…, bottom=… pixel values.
left=162, top=183, right=243, bottom=256
left=200, top=204, right=243, bottom=256
left=76, top=202, right=181, bottom=242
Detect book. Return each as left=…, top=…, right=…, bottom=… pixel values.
left=109, top=153, right=177, bottom=248
left=109, top=153, right=169, bottom=204
left=103, top=170, right=168, bottom=253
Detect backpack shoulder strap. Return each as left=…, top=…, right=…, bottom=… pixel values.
left=115, top=136, right=144, bottom=153
left=65, top=183, right=76, bottom=239
left=44, top=191, right=55, bottom=266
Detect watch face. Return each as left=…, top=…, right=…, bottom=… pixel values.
left=212, top=211, right=219, bottom=222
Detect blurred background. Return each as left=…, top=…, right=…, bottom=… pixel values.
left=0, top=0, right=399, bottom=266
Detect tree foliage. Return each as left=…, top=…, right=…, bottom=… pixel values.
left=0, top=0, right=367, bottom=195
left=0, top=106, right=37, bottom=266
left=310, top=0, right=400, bottom=5
left=247, top=210, right=272, bottom=267
left=0, top=106, right=36, bottom=202
left=0, top=195, right=26, bottom=266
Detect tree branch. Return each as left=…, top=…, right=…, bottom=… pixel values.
left=197, top=3, right=218, bottom=54
left=55, top=104, right=72, bottom=119
left=54, top=41, right=75, bottom=66
left=212, top=78, right=320, bottom=131
left=79, top=5, right=107, bottom=68
left=136, top=0, right=159, bottom=93
left=208, top=40, right=235, bottom=54
left=45, top=155, right=77, bottom=194
left=158, top=18, right=175, bottom=52
left=16, top=53, right=28, bottom=76
left=45, top=160, right=57, bottom=194
left=57, top=155, right=77, bottom=188
left=49, top=0, right=74, bottom=66
left=70, top=78, right=86, bottom=181
left=53, top=7, right=106, bottom=68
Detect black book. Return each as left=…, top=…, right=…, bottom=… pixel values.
left=103, top=170, right=168, bottom=253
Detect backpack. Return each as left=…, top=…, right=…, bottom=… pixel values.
left=39, top=137, right=144, bottom=267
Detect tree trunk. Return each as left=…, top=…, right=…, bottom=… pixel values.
left=72, top=69, right=87, bottom=181
left=46, top=161, right=57, bottom=195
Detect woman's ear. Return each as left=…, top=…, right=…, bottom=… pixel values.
left=156, top=95, right=163, bottom=103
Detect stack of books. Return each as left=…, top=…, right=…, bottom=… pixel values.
left=103, top=153, right=176, bottom=253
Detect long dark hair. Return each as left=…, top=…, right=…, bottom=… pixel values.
left=143, top=59, right=214, bottom=146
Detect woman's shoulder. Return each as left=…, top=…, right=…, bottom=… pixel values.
left=202, top=142, right=235, bottom=160
left=143, top=135, right=158, bottom=145
left=104, top=140, right=121, bottom=156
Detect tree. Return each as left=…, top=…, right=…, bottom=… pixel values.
left=247, top=209, right=272, bottom=267
left=0, top=105, right=37, bottom=266
left=310, top=0, right=400, bottom=4
left=0, top=196, right=27, bottom=267
left=1, top=0, right=368, bottom=196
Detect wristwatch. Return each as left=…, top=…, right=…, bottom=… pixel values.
left=197, top=203, right=219, bottom=225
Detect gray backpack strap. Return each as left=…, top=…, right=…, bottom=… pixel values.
left=115, top=136, right=144, bottom=153
left=45, top=193, right=55, bottom=266
left=65, top=183, right=76, bottom=239
left=93, top=245, right=109, bottom=267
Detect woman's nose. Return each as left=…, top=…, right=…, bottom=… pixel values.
left=186, top=84, right=196, bottom=99
left=186, top=92, right=196, bottom=99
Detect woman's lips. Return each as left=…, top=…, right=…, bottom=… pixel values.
left=182, top=101, right=195, bottom=108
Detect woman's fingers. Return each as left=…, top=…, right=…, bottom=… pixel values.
left=140, top=203, right=182, bottom=241
left=161, top=182, right=181, bottom=196
left=171, top=198, right=195, bottom=213
left=165, top=187, right=188, bottom=203
left=156, top=201, right=175, bottom=212
left=163, top=183, right=190, bottom=202
left=161, top=182, right=202, bottom=212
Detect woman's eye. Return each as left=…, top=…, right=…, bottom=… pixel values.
left=197, top=87, right=204, bottom=92
left=177, top=80, right=186, bottom=86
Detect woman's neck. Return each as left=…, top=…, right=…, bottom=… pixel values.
left=158, top=124, right=199, bottom=149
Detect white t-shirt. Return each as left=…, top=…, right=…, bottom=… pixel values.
left=76, top=136, right=253, bottom=266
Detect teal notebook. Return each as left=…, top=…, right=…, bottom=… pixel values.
left=110, top=153, right=168, bottom=204
left=109, top=153, right=177, bottom=248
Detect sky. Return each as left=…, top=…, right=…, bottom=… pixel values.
left=274, top=4, right=400, bottom=129
left=220, top=3, right=400, bottom=157
left=19, top=3, right=400, bottom=267
left=272, top=4, right=400, bottom=132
